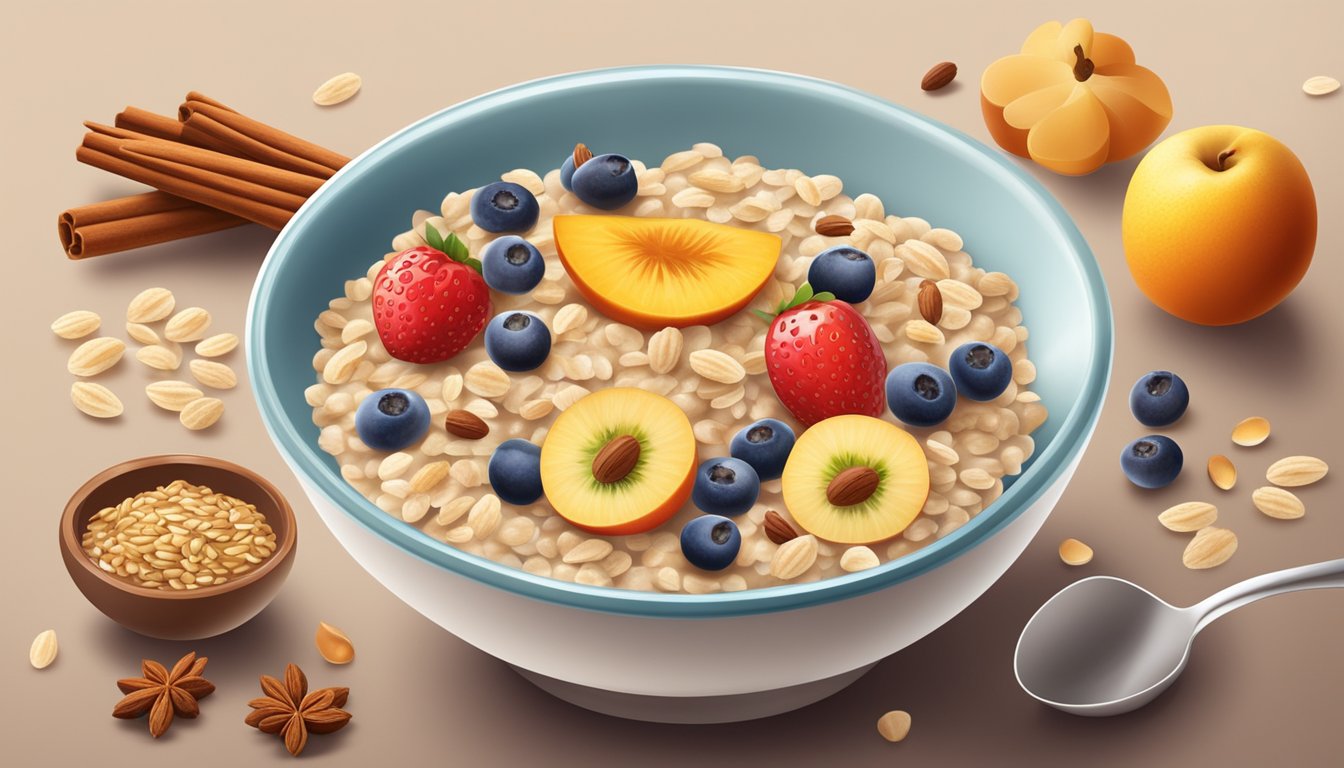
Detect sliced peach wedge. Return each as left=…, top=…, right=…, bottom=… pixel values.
left=539, top=387, right=697, bottom=535
left=553, top=215, right=781, bottom=328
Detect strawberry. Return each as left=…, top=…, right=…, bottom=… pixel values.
left=372, top=226, right=490, bottom=364
left=758, top=283, right=887, bottom=426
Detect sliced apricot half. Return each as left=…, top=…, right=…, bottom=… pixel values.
left=781, top=415, right=930, bottom=544
left=539, top=387, right=697, bottom=535
left=553, top=215, right=781, bottom=328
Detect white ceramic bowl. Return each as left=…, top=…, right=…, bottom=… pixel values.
left=249, top=66, right=1112, bottom=722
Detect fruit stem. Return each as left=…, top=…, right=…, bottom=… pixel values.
left=1216, top=148, right=1236, bottom=171
left=1071, top=45, right=1094, bottom=82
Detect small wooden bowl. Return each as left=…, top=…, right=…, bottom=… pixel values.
left=60, top=454, right=297, bottom=640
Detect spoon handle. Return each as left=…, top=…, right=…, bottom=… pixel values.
left=1191, top=557, right=1344, bottom=631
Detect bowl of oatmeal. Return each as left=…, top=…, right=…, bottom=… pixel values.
left=249, top=66, right=1111, bottom=722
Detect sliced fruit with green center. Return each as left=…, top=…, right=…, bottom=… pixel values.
left=781, top=414, right=930, bottom=544
left=540, top=387, right=697, bottom=535
left=553, top=215, right=781, bottom=328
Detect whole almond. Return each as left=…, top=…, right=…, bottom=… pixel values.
left=189, top=359, right=237, bottom=390
left=770, top=534, right=818, bottom=580
left=1158, top=501, right=1218, bottom=532
left=145, top=380, right=204, bottom=411
left=763, top=510, right=799, bottom=545
left=126, top=287, right=175, bottom=323
left=573, top=142, right=593, bottom=168
left=180, top=397, right=224, bottom=430
left=51, top=310, right=101, bottom=339
left=195, top=333, right=239, bottom=357
left=592, top=434, right=641, bottom=483
left=67, top=337, right=125, bottom=376
left=1182, top=527, right=1238, bottom=570
left=921, top=61, right=958, bottom=91
left=29, top=629, right=58, bottom=669
left=136, top=344, right=181, bottom=371
left=815, top=214, right=856, bottom=237
left=1265, top=455, right=1328, bottom=487
left=313, top=72, right=362, bottom=106
left=445, top=409, right=489, bottom=439
left=71, top=382, right=123, bottom=418
left=315, top=621, right=355, bottom=664
left=917, top=279, right=943, bottom=324
left=827, top=466, right=880, bottom=506
left=164, top=307, right=211, bottom=342
left=1251, top=486, right=1305, bottom=519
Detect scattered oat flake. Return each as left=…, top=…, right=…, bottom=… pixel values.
left=1058, top=538, right=1093, bottom=566
left=1303, top=75, right=1340, bottom=96
left=1207, top=454, right=1237, bottom=490
left=313, top=72, right=362, bottom=106
left=877, top=710, right=912, bottom=742
left=1182, top=527, right=1237, bottom=570
left=315, top=621, right=356, bottom=665
left=29, top=629, right=57, bottom=669
left=1231, top=416, right=1270, bottom=447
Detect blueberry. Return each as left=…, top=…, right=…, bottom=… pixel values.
left=570, top=153, right=638, bottom=210
left=807, top=246, right=876, bottom=304
left=1129, top=370, right=1189, bottom=427
left=729, top=418, right=796, bottom=480
left=680, top=515, right=742, bottom=571
left=886, top=362, right=958, bottom=427
left=481, top=236, right=545, bottom=295
left=484, top=311, right=551, bottom=372
left=948, top=342, right=1013, bottom=401
left=559, top=154, right=576, bottom=191
left=691, top=457, right=760, bottom=517
left=355, top=389, right=431, bottom=451
left=470, top=181, right=540, bottom=233
left=1120, top=435, right=1183, bottom=489
left=489, top=439, right=544, bottom=505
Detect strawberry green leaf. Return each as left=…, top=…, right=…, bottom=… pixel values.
left=795, top=283, right=815, bottom=306
left=442, top=232, right=470, bottom=262
left=463, top=257, right=483, bottom=274
left=751, top=308, right=777, bottom=322
left=423, top=223, right=445, bottom=252
left=811, top=291, right=836, bottom=302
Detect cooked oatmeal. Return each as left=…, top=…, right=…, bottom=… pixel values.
left=306, top=143, right=1045, bottom=593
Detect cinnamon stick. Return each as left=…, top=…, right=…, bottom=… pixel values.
left=114, top=106, right=239, bottom=155
left=118, top=135, right=324, bottom=197
left=179, top=97, right=349, bottom=177
left=59, top=192, right=244, bottom=259
left=77, top=134, right=293, bottom=230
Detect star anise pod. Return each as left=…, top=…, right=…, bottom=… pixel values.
left=245, top=663, right=351, bottom=757
left=112, top=651, right=215, bottom=738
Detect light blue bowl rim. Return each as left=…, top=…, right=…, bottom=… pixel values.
left=248, top=65, right=1113, bottom=619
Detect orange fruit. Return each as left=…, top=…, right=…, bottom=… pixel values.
left=1122, top=126, right=1317, bottom=325
left=553, top=215, right=781, bottom=328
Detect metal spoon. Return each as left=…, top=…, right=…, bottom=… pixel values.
left=1014, top=558, right=1344, bottom=716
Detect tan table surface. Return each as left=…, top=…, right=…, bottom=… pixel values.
left=3, top=1, right=1340, bottom=764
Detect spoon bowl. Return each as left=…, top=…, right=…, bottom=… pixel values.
left=1015, top=559, right=1344, bottom=716
left=1014, top=576, right=1196, bottom=716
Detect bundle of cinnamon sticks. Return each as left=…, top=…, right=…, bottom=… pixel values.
left=61, top=92, right=351, bottom=259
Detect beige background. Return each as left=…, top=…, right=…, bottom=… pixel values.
left=3, top=0, right=1340, bottom=764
